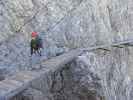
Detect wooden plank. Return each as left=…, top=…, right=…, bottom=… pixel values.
left=82, top=40, right=133, bottom=51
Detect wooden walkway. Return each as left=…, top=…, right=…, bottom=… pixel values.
left=0, top=49, right=82, bottom=100
left=0, top=40, right=133, bottom=100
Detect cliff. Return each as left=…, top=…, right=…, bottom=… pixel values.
left=0, top=0, right=133, bottom=100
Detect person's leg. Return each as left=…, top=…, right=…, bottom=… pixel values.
left=37, top=44, right=41, bottom=56
left=36, top=47, right=41, bottom=56
left=38, top=48, right=42, bottom=56
left=31, top=47, right=33, bottom=56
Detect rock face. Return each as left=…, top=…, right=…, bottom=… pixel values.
left=0, top=0, right=133, bottom=100
left=0, top=0, right=133, bottom=72
left=73, top=48, right=133, bottom=100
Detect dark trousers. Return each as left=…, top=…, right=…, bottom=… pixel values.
left=31, top=47, right=42, bottom=56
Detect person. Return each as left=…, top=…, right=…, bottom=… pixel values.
left=30, top=32, right=43, bottom=56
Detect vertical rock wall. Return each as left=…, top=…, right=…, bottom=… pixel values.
left=71, top=47, right=133, bottom=100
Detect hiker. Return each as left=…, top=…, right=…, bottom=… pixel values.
left=30, top=32, right=43, bottom=56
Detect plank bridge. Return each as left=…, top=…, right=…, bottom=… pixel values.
left=0, top=40, right=133, bottom=100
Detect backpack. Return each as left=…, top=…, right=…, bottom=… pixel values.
left=36, top=36, right=43, bottom=48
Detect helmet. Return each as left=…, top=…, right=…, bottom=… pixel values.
left=31, top=32, right=38, bottom=37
